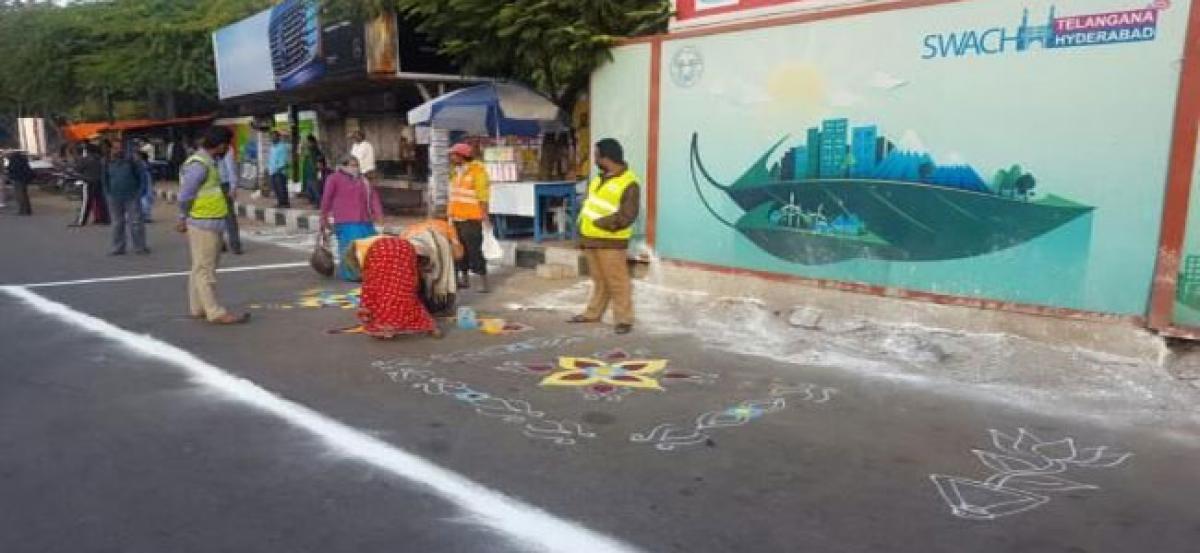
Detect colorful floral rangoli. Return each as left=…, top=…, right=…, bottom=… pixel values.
left=497, top=349, right=717, bottom=401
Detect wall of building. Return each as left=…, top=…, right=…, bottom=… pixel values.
left=591, top=43, right=654, bottom=251
left=595, top=0, right=1194, bottom=318
left=1173, top=131, right=1200, bottom=327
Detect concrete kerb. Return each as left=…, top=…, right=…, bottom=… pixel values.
left=157, top=186, right=316, bottom=233
left=650, top=262, right=1168, bottom=362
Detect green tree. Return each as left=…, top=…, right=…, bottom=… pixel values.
left=0, top=3, right=80, bottom=121
left=0, top=0, right=273, bottom=129
left=70, top=0, right=276, bottom=118
left=329, top=0, right=671, bottom=110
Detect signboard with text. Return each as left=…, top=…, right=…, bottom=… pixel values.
left=671, top=0, right=894, bottom=30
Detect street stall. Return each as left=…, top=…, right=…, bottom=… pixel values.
left=408, top=82, right=576, bottom=241
left=210, top=0, right=481, bottom=214
left=61, top=114, right=216, bottom=179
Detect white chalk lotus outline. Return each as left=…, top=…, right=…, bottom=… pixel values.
left=931, top=428, right=1133, bottom=520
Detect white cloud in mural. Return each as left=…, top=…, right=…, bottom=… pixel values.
left=709, top=79, right=771, bottom=106
left=867, top=71, right=908, bottom=91
left=829, top=90, right=861, bottom=108
left=897, top=130, right=929, bottom=153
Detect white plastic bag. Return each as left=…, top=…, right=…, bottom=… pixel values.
left=482, top=223, right=504, bottom=261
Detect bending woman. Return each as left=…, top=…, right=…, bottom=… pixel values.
left=346, top=235, right=442, bottom=339
left=320, top=155, right=383, bottom=281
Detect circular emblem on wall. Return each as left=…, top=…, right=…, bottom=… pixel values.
left=671, top=46, right=704, bottom=88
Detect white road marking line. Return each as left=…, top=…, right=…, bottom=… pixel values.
left=0, top=285, right=641, bottom=553
left=18, top=262, right=310, bottom=289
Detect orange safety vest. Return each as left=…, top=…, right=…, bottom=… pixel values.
left=448, top=161, right=488, bottom=221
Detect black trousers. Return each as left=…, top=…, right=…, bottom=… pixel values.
left=453, top=219, right=487, bottom=276
left=12, top=179, right=31, bottom=215
left=75, top=181, right=109, bottom=225
left=271, top=172, right=289, bottom=208
left=220, top=183, right=242, bottom=252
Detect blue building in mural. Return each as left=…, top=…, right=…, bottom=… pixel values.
left=790, top=146, right=809, bottom=179
left=780, top=117, right=990, bottom=193
left=819, top=118, right=849, bottom=178
left=851, top=125, right=878, bottom=177
left=780, top=149, right=797, bottom=180
left=806, top=127, right=822, bottom=178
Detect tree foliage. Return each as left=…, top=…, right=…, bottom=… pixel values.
left=0, top=0, right=670, bottom=142
left=328, top=0, right=671, bottom=109
left=0, top=0, right=274, bottom=126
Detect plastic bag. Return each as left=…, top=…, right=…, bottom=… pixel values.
left=482, top=223, right=503, bottom=261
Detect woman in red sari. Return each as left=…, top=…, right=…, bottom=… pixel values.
left=353, top=236, right=441, bottom=339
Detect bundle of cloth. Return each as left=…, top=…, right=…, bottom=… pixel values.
left=401, top=220, right=461, bottom=316
left=345, top=235, right=440, bottom=339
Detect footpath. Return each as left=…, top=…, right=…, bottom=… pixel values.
left=153, top=183, right=583, bottom=272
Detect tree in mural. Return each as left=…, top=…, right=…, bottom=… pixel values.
left=1014, top=173, right=1037, bottom=201
left=918, top=161, right=935, bottom=183
left=991, top=164, right=1037, bottom=200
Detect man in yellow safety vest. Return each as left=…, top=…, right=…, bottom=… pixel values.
left=568, top=138, right=640, bottom=334
left=175, top=127, right=250, bottom=325
left=447, top=142, right=491, bottom=292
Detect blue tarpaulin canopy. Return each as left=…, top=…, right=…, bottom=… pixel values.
left=407, top=82, right=567, bottom=137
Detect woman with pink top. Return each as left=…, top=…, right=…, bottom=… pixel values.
left=320, top=155, right=384, bottom=281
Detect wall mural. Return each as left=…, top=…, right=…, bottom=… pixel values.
left=690, top=123, right=1094, bottom=265
left=617, top=0, right=1194, bottom=315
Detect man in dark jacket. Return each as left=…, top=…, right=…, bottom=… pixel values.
left=103, top=140, right=149, bottom=255
left=5, top=150, right=34, bottom=215
left=72, top=143, right=109, bottom=226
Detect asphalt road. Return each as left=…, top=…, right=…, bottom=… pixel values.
left=1, top=194, right=1198, bottom=553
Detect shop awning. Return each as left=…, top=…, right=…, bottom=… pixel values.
left=61, top=114, right=216, bottom=141
left=407, top=82, right=567, bottom=137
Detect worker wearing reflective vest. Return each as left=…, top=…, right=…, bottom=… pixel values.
left=175, top=127, right=249, bottom=325
left=447, top=142, right=492, bottom=292
left=569, top=139, right=640, bottom=335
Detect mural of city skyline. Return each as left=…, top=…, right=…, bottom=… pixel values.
left=690, top=118, right=1096, bottom=265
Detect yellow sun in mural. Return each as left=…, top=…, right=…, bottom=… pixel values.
left=540, top=357, right=669, bottom=391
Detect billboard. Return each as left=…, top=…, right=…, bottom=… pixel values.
left=213, top=0, right=400, bottom=100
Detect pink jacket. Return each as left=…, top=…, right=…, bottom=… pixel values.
left=320, top=170, right=384, bottom=224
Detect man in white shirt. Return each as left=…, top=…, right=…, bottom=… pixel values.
left=349, top=130, right=376, bottom=182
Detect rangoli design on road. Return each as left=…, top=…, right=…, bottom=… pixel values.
left=495, top=349, right=718, bottom=401
left=630, top=383, right=836, bottom=450
left=375, top=364, right=596, bottom=446
left=930, top=428, right=1133, bottom=521
left=373, top=333, right=602, bottom=371
left=249, top=288, right=362, bottom=311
